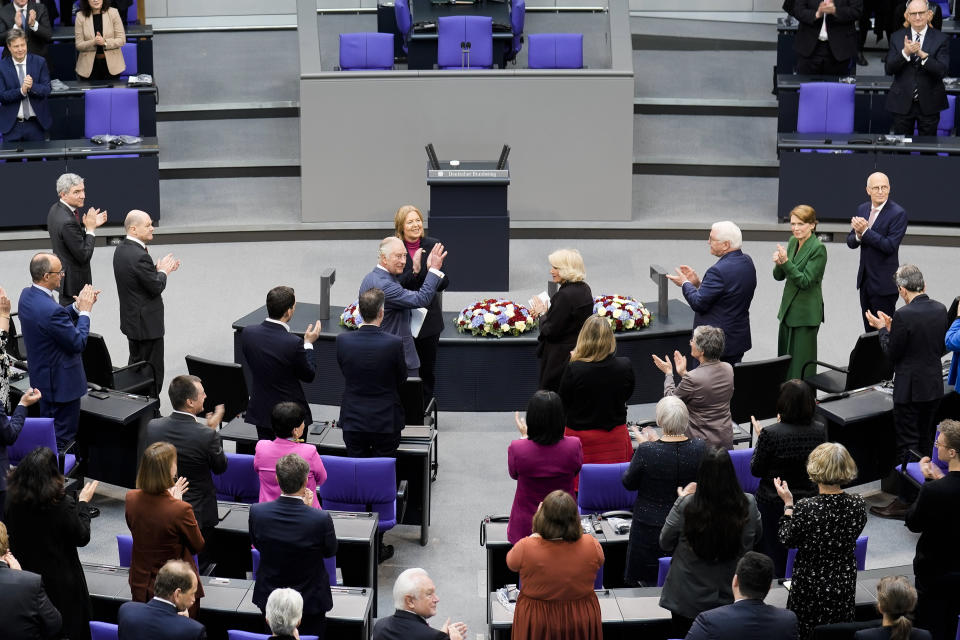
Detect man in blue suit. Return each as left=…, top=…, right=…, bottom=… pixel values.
left=117, top=559, right=206, bottom=640
left=18, top=253, right=98, bottom=448
left=668, top=221, right=757, bottom=364
left=0, top=28, right=52, bottom=142
left=685, top=551, right=798, bottom=640
left=358, top=236, right=447, bottom=376
left=847, top=172, right=908, bottom=331
left=337, top=287, right=407, bottom=459
left=241, top=285, right=321, bottom=440
left=250, top=453, right=337, bottom=638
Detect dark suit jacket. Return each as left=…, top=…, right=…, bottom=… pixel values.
left=358, top=265, right=442, bottom=371
left=249, top=496, right=337, bottom=615
left=397, top=236, right=450, bottom=338
left=885, top=26, right=949, bottom=115
left=336, top=325, right=406, bottom=435
left=47, top=201, right=96, bottom=303
left=0, top=404, right=27, bottom=492
left=0, top=52, right=51, bottom=134
left=846, top=200, right=907, bottom=297
left=118, top=598, right=206, bottom=640
left=0, top=561, right=62, bottom=640
left=241, top=320, right=316, bottom=430
left=685, top=598, right=798, bottom=640
left=17, top=284, right=89, bottom=403
left=143, top=412, right=227, bottom=530
left=372, top=609, right=449, bottom=640
left=906, top=471, right=960, bottom=581
left=0, top=3, right=53, bottom=57
left=681, top=249, right=757, bottom=359
left=878, top=294, right=949, bottom=403
left=113, top=238, right=167, bottom=341
left=854, top=627, right=932, bottom=640
left=558, top=354, right=634, bottom=430
left=793, top=0, right=862, bottom=61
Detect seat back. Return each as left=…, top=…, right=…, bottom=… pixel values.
left=657, top=556, right=672, bottom=587
left=128, top=0, right=139, bottom=23
left=845, top=332, right=893, bottom=390
left=729, top=448, right=760, bottom=494
left=117, top=534, right=133, bottom=567
left=7, top=417, right=57, bottom=467
left=6, top=313, right=26, bottom=361
left=339, top=32, right=394, bottom=70
left=120, top=42, right=138, bottom=77
left=402, top=377, right=427, bottom=425
left=527, top=33, right=584, bottom=69
left=786, top=535, right=867, bottom=578
left=394, top=0, right=412, bottom=41
left=577, top=463, right=636, bottom=514
left=82, top=332, right=117, bottom=389
left=84, top=88, right=140, bottom=137
left=730, top=355, right=792, bottom=425
left=212, top=453, right=260, bottom=503
left=318, top=456, right=397, bottom=530
left=797, top=82, right=855, bottom=135
left=509, top=0, right=526, bottom=57
left=90, top=621, right=119, bottom=640
left=437, top=16, right=493, bottom=69
left=185, top=355, right=249, bottom=422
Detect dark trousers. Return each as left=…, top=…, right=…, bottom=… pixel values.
left=916, top=572, right=960, bottom=640
left=671, top=613, right=695, bottom=638
left=3, top=118, right=46, bottom=142
left=414, top=333, right=440, bottom=403
left=859, top=287, right=899, bottom=332
left=859, top=0, right=893, bottom=49
left=720, top=352, right=744, bottom=366
left=623, top=522, right=663, bottom=586
left=891, top=100, right=942, bottom=136
left=39, top=395, right=81, bottom=450
left=198, top=525, right=217, bottom=572
left=797, top=40, right=853, bottom=75
left=893, top=398, right=940, bottom=501
left=342, top=430, right=401, bottom=458
left=129, top=337, right=164, bottom=397
left=757, top=499, right=790, bottom=577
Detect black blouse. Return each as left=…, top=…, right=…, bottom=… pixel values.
left=558, top=354, right=634, bottom=430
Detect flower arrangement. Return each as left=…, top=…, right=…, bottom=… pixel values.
left=339, top=300, right=362, bottom=329
left=455, top=298, right=536, bottom=337
left=593, top=294, right=652, bottom=332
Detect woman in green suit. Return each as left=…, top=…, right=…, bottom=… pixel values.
left=773, top=205, right=827, bottom=381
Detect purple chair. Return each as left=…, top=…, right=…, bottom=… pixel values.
left=394, top=0, right=412, bottom=53
left=657, top=556, right=672, bottom=587
left=577, top=463, right=636, bottom=515
left=228, top=632, right=319, bottom=640
left=785, top=535, right=867, bottom=579
left=84, top=88, right=140, bottom=138
left=797, top=82, right=855, bottom=135
left=318, top=456, right=406, bottom=533
left=914, top=94, right=956, bottom=136
left=527, top=33, right=584, bottom=70
left=128, top=0, right=139, bottom=24
left=7, top=417, right=77, bottom=475
left=251, top=547, right=337, bottom=586
left=89, top=621, right=119, bottom=640
left=212, top=452, right=259, bottom=503
left=729, top=448, right=761, bottom=495
left=339, top=32, right=395, bottom=70
left=118, top=534, right=198, bottom=569
left=903, top=429, right=949, bottom=486
left=508, top=0, right=525, bottom=61
left=120, top=42, right=137, bottom=78
left=437, top=16, right=493, bottom=69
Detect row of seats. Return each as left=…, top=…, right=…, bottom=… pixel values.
left=90, top=622, right=319, bottom=640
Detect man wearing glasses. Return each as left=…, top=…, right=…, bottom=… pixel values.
left=846, top=172, right=907, bottom=331
left=17, top=253, right=99, bottom=449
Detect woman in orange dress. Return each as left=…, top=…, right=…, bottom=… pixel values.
left=506, top=490, right=604, bottom=640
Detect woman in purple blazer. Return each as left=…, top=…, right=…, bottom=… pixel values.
left=254, top=402, right=327, bottom=509
left=507, top=391, right=583, bottom=544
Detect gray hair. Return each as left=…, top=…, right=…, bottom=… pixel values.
left=56, top=173, right=84, bottom=196
left=5, top=27, right=25, bottom=46
left=894, top=264, right=925, bottom=293
left=656, top=396, right=689, bottom=436
left=711, top=221, right=743, bottom=250
left=265, top=588, right=303, bottom=636
left=393, top=568, right=430, bottom=610
left=693, top=325, right=726, bottom=361
left=379, top=236, right=402, bottom=258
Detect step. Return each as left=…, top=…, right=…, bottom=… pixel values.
left=157, top=118, right=299, bottom=165
left=634, top=113, right=778, bottom=167
left=634, top=49, right=776, bottom=101
left=158, top=176, right=301, bottom=227
left=632, top=174, right=779, bottom=224
left=630, top=16, right=776, bottom=50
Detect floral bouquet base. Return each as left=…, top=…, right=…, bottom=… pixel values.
left=593, top=294, right=652, bottom=331
left=339, top=301, right=362, bottom=329
left=455, top=298, right=536, bottom=338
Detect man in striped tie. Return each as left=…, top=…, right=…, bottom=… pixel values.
left=0, top=27, right=52, bottom=142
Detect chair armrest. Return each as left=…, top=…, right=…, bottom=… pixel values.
left=112, top=360, right=157, bottom=393
left=199, top=562, right=217, bottom=577
left=59, top=439, right=77, bottom=475
left=900, top=448, right=926, bottom=473
left=396, top=479, right=409, bottom=525
left=801, top=359, right=848, bottom=380
left=600, top=510, right=633, bottom=519
left=424, top=395, right=438, bottom=428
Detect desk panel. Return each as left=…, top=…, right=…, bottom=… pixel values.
left=79, top=389, right=159, bottom=488
left=49, top=82, right=158, bottom=139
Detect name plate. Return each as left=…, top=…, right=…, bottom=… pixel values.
left=428, top=169, right=508, bottom=178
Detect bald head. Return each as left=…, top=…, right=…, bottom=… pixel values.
left=124, top=210, right=150, bottom=232
left=124, top=210, right=155, bottom=244
left=29, top=252, right=59, bottom=284
left=866, top=172, right=891, bottom=207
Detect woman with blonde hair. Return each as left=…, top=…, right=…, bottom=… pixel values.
left=559, top=316, right=635, bottom=473
left=855, top=576, right=931, bottom=640
left=775, top=442, right=867, bottom=639
left=393, top=204, right=449, bottom=402
left=529, top=248, right=593, bottom=391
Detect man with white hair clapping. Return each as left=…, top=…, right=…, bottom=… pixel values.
left=372, top=568, right=467, bottom=640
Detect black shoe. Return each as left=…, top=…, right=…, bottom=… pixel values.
left=875, top=32, right=884, bottom=44
left=87, top=506, right=101, bottom=518
left=378, top=543, right=394, bottom=564
left=857, top=53, right=869, bottom=66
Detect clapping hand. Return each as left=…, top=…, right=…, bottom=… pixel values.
left=773, top=477, right=794, bottom=505
left=425, top=242, right=447, bottom=271
left=169, top=476, right=189, bottom=501
left=0, top=286, right=11, bottom=316
left=773, top=244, right=788, bottom=265
left=677, top=481, right=697, bottom=497
left=75, top=285, right=98, bottom=312
left=205, top=404, right=225, bottom=429
left=528, top=296, right=548, bottom=319
left=302, top=488, right=316, bottom=507
left=919, top=456, right=945, bottom=481
left=514, top=411, right=528, bottom=438
left=411, top=248, right=424, bottom=275
left=79, top=480, right=99, bottom=504
left=94, top=32, right=106, bottom=47
left=304, top=321, right=322, bottom=344
left=82, top=207, right=107, bottom=231
left=156, top=254, right=180, bottom=275
left=651, top=353, right=674, bottom=375
left=442, top=619, right=468, bottom=640
left=864, top=309, right=892, bottom=331
left=2, top=551, right=21, bottom=571
left=672, top=349, right=688, bottom=376
left=850, top=216, right=869, bottom=235
left=19, top=388, right=41, bottom=407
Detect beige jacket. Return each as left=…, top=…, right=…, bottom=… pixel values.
left=74, top=7, right=126, bottom=78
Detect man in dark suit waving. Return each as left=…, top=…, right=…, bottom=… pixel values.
left=0, top=1, right=53, bottom=59
left=241, top=286, right=321, bottom=440
left=0, top=521, right=62, bottom=640
left=847, top=172, right=908, bottom=331
left=249, top=453, right=337, bottom=638
left=18, top=252, right=98, bottom=448
left=0, top=27, right=51, bottom=142
left=117, top=559, right=206, bottom=640
left=793, top=0, right=862, bottom=74
left=885, top=0, right=950, bottom=135
left=113, top=210, right=180, bottom=396
left=866, top=264, right=949, bottom=519
left=47, top=173, right=107, bottom=307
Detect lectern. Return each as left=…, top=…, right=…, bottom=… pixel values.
left=426, top=161, right=509, bottom=291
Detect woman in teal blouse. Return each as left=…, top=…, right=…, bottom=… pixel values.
left=773, top=205, right=828, bottom=381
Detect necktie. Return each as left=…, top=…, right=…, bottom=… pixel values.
left=867, top=207, right=880, bottom=228
left=21, top=10, right=27, bottom=29
left=16, top=62, right=32, bottom=119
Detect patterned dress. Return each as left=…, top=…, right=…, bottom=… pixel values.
left=778, top=492, right=867, bottom=639
left=0, top=329, right=12, bottom=412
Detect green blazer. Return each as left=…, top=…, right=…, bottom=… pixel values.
left=773, top=234, right=827, bottom=327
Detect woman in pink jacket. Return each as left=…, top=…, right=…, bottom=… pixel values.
left=254, top=402, right=327, bottom=508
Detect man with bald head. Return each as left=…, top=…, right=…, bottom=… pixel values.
left=113, top=210, right=180, bottom=396
left=358, top=236, right=447, bottom=376
left=847, top=172, right=908, bottom=331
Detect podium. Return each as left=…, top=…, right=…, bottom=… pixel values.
left=426, top=161, right=509, bottom=291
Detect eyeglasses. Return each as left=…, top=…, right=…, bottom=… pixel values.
left=907, top=10, right=928, bottom=16
left=934, top=439, right=954, bottom=451
left=869, top=185, right=890, bottom=192
left=46, top=270, right=65, bottom=276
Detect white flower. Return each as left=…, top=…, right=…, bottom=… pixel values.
left=597, top=308, right=607, bottom=316
left=625, top=319, right=635, bottom=329
left=515, top=321, right=526, bottom=332
left=484, top=313, right=496, bottom=323
left=473, top=309, right=484, bottom=316
left=612, top=309, right=621, bottom=318
left=490, top=306, right=500, bottom=313
left=506, top=305, right=515, bottom=315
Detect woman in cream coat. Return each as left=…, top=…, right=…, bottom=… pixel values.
left=75, top=0, right=126, bottom=80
